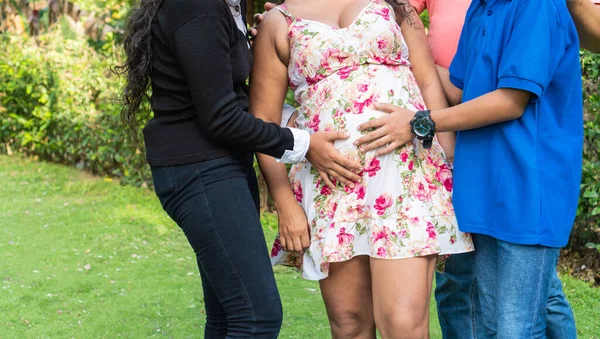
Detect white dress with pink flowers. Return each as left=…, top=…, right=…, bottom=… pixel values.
left=270, top=0, right=473, bottom=280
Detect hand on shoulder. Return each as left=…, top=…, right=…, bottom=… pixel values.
left=249, top=2, right=279, bottom=39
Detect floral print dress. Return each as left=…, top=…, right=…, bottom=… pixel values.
left=270, top=0, right=473, bottom=281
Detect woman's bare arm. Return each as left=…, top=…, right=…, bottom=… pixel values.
left=250, top=10, right=295, bottom=209
left=249, top=10, right=311, bottom=252
left=396, top=9, right=455, bottom=162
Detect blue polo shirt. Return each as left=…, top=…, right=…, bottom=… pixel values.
left=449, top=0, right=583, bottom=247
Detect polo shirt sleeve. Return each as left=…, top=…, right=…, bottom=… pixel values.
left=496, top=0, right=566, bottom=102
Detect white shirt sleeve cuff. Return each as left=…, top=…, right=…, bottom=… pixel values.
left=280, top=104, right=296, bottom=128
left=276, top=128, right=310, bottom=164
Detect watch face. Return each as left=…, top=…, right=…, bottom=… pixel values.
left=413, top=118, right=431, bottom=137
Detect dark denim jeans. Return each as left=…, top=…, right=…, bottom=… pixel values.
left=151, top=155, right=282, bottom=338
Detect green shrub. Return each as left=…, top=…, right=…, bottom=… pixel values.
left=0, top=31, right=151, bottom=187
left=573, top=51, right=600, bottom=253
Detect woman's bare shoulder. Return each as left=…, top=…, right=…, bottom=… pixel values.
left=255, top=7, right=292, bottom=61
left=259, top=6, right=291, bottom=34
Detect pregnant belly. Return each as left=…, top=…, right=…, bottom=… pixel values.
left=295, top=65, right=425, bottom=141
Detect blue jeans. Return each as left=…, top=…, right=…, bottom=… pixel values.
left=151, top=155, right=283, bottom=338
left=472, top=234, right=576, bottom=339
left=434, top=252, right=483, bottom=339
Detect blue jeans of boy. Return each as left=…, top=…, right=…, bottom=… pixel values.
left=472, top=234, right=577, bottom=339
left=435, top=239, right=578, bottom=339
left=434, top=252, right=483, bottom=339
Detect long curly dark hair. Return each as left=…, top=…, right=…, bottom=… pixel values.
left=114, top=0, right=163, bottom=138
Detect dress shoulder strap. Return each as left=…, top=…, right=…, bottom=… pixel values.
left=275, top=4, right=295, bottom=26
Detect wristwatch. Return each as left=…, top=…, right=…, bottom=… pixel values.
left=410, top=110, right=435, bottom=149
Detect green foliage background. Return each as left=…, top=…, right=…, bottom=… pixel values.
left=576, top=50, right=600, bottom=254
left=0, top=31, right=150, bottom=187
left=0, top=2, right=598, bottom=256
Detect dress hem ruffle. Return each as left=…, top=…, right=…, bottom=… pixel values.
left=271, top=248, right=475, bottom=281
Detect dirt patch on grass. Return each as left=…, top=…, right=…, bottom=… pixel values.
left=560, top=248, right=600, bottom=287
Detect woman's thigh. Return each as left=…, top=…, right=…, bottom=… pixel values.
left=319, top=256, right=376, bottom=339
left=370, top=256, right=437, bottom=338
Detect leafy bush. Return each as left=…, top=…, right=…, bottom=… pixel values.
left=0, top=31, right=151, bottom=187
left=573, top=51, right=600, bottom=255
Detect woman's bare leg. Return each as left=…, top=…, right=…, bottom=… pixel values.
left=370, top=255, right=437, bottom=339
left=319, top=256, right=376, bottom=339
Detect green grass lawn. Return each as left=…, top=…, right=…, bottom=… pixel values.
left=1, top=155, right=598, bottom=338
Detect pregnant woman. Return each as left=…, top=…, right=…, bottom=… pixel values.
left=250, top=0, right=472, bottom=337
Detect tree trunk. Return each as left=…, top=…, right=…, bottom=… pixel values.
left=246, top=0, right=254, bottom=26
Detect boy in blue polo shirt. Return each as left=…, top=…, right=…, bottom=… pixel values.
left=356, top=0, right=582, bottom=336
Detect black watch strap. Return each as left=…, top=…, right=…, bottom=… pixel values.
left=423, top=138, right=433, bottom=149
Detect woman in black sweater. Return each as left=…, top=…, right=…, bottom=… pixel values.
left=117, top=0, right=361, bottom=337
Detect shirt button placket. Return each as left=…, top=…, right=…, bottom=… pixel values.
left=482, top=6, right=492, bottom=36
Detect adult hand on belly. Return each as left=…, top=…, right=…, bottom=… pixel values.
left=354, top=103, right=416, bottom=156
left=307, top=131, right=363, bottom=189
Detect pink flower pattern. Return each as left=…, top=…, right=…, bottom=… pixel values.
left=271, top=238, right=282, bottom=257
left=292, top=180, right=303, bottom=203
left=364, top=157, right=381, bottom=177
left=269, top=0, right=473, bottom=280
left=306, top=113, right=321, bottom=132
left=337, top=228, right=355, bottom=245
left=436, top=164, right=454, bottom=192
left=374, top=193, right=393, bottom=216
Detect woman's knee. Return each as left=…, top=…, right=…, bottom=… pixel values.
left=375, top=306, right=429, bottom=338
left=328, top=308, right=375, bottom=337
